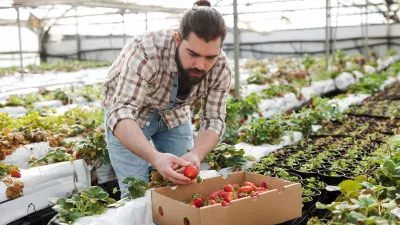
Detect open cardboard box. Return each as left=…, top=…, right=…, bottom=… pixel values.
left=152, top=171, right=302, bottom=225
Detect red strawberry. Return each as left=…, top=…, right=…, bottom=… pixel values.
left=244, top=115, right=249, bottom=120
left=184, top=218, right=190, bottom=225
left=255, top=187, right=267, bottom=192
left=224, top=184, right=234, bottom=192
left=191, top=198, right=204, bottom=208
left=259, top=181, right=268, bottom=188
left=183, top=166, right=199, bottom=180
left=5, top=151, right=12, bottom=155
left=76, top=152, right=81, bottom=159
left=10, top=169, right=21, bottom=178
left=297, top=95, right=303, bottom=101
left=258, top=112, right=264, bottom=117
left=207, top=190, right=223, bottom=200
left=239, top=119, right=245, bottom=124
left=222, top=192, right=233, bottom=203
left=243, top=182, right=257, bottom=190
left=238, top=186, right=253, bottom=194
left=222, top=201, right=230, bottom=207
left=66, top=149, right=73, bottom=155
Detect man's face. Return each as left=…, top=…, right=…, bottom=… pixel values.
left=175, top=32, right=221, bottom=85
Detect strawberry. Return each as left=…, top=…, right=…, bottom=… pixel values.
left=184, top=217, right=190, bottom=225
left=244, top=115, right=249, bottom=120
left=222, top=192, right=233, bottom=203
left=183, top=165, right=199, bottom=180
left=243, top=182, right=257, bottom=190
left=238, top=186, right=252, bottom=194
left=76, top=152, right=81, bottom=159
left=10, top=169, right=21, bottom=178
left=224, top=184, right=234, bottom=192
left=255, top=187, right=267, bottom=192
left=239, top=119, right=245, bottom=124
left=66, top=149, right=73, bottom=155
left=259, top=181, right=268, bottom=189
left=258, top=112, right=264, bottom=117
left=191, top=198, right=204, bottom=208
left=207, top=190, right=223, bottom=200
left=222, top=201, right=230, bottom=207
left=5, top=151, right=12, bottom=155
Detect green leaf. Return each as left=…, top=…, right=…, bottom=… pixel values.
left=381, top=200, right=397, bottom=209
left=360, top=182, right=375, bottom=190
left=351, top=194, right=378, bottom=209
left=365, top=216, right=389, bottom=225
left=67, top=210, right=82, bottom=221
left=82, top=186, right=104, bottom=198
left=383, top=160, right=396, bottom=173
left=348, top=211, right=367, bottom=223
left=339, top=180, right=362, bottom=195
left=95, top=192, right=109, bottom=200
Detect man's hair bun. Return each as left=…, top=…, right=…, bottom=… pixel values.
left=194, top=0, right=211, bottom=7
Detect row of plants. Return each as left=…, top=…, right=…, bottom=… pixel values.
left=0, top=107, right=103, bottom=160
left=308, top=134, right=400, bottom=225
left=0, top=61, right=112, bottom=77
left=0, top=83, right=103, bottom=108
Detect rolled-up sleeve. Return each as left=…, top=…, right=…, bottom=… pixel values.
left=107, top=46, right=157, bottom=133
left=199, top=62, right=231, bottom=137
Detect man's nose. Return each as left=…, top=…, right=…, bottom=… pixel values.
left=195, top=57, right=205, bottom=71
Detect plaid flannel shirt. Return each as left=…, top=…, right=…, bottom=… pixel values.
left=102, top=29, right=231, bottom=137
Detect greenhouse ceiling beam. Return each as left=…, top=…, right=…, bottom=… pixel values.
left=12, top=1, right=185, bottom=14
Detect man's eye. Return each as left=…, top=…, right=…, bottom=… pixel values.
left=207, top=56, right=216, bottom=60
left=189, top=52, right=197, bottom=57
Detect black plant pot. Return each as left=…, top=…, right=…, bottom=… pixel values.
left=317, top=170, right=346, bottom=185
left=291, top=166, right=319, bottom=179
left=302, top=186, right=322, bottom=199
left=275, top=171, right=302, bottom=183
left=302, top=196, right=314, bottom=213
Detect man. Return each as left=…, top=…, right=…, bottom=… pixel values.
left=102, top=0, right=231, bottom=197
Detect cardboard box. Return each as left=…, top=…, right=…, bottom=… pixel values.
left=152, top=171, right=302, bottom=225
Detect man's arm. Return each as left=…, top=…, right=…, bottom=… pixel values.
left=114, top=119, right=192, bottom=185
left=107, top=46, right=192, bottom=184
left=181, top=60, right=231, bottom=168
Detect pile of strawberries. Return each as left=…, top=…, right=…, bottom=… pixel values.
left=188, top=181, right=270, bottom=208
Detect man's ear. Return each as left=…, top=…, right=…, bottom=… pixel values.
left=173, top=32, right=180, bottom=47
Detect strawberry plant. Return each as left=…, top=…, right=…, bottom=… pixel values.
left=29, top=147, right=73, bottom=167
left=203, top=143, right=255, bottom=171
left=74, top=132, right=110, bottom=163
left=50, top=186, right=116, bottom=224
left=238, top=117, right=284, bottom=145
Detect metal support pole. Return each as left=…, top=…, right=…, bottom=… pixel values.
left=233, top=0, right=240, bottom=98
left=145, top=12, right=148, bottom=31
left=16, top=7, right=24, bottom=79
left=386, top=2, right=390, bottom=51
left=325, top=0, right=330, bottom=71
left=122, top=13, right=126, bottom=44
left=365, top=1, right=369, bottom=58
left=75, top=7, right=81, bottom=60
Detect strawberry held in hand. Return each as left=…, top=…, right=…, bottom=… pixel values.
left=183, top=165, right=199, bottom=180
left=10, top=169, right=21, bottom=178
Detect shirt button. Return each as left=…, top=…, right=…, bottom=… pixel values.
left=170, top=101, right=174, bottom=103
left=174, top=84, right=177, bottom=87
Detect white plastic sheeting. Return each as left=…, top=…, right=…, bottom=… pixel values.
left=0, top=160, right=91, bottom=225
left=334, top=72, right=356, bottom=91
left=311, top=79, right=336, bottom=95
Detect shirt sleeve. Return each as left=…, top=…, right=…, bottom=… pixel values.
left=106, top=45, right=158, bottom=133
left=199, top=61, right=232, bottom=137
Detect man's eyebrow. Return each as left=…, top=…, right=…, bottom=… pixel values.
left=186, top=48, right=219, bottom=58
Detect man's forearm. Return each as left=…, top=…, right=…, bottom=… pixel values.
left=113, top=119, right=159, bottom=164
left=191, top=129, right=220, bottom=161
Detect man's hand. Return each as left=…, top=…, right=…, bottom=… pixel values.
left=150, top=152, right=193, bottom=185
left=178, top=151, right=202, bottom=171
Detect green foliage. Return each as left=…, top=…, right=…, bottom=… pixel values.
left=121, top=177, right=147, bottom=199
left=51, top=186, right=116, bottom=224
left=203, top=143, right=254, bottom=171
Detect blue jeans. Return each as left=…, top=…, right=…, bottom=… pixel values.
left=104, top=108, right=194, bottom=198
